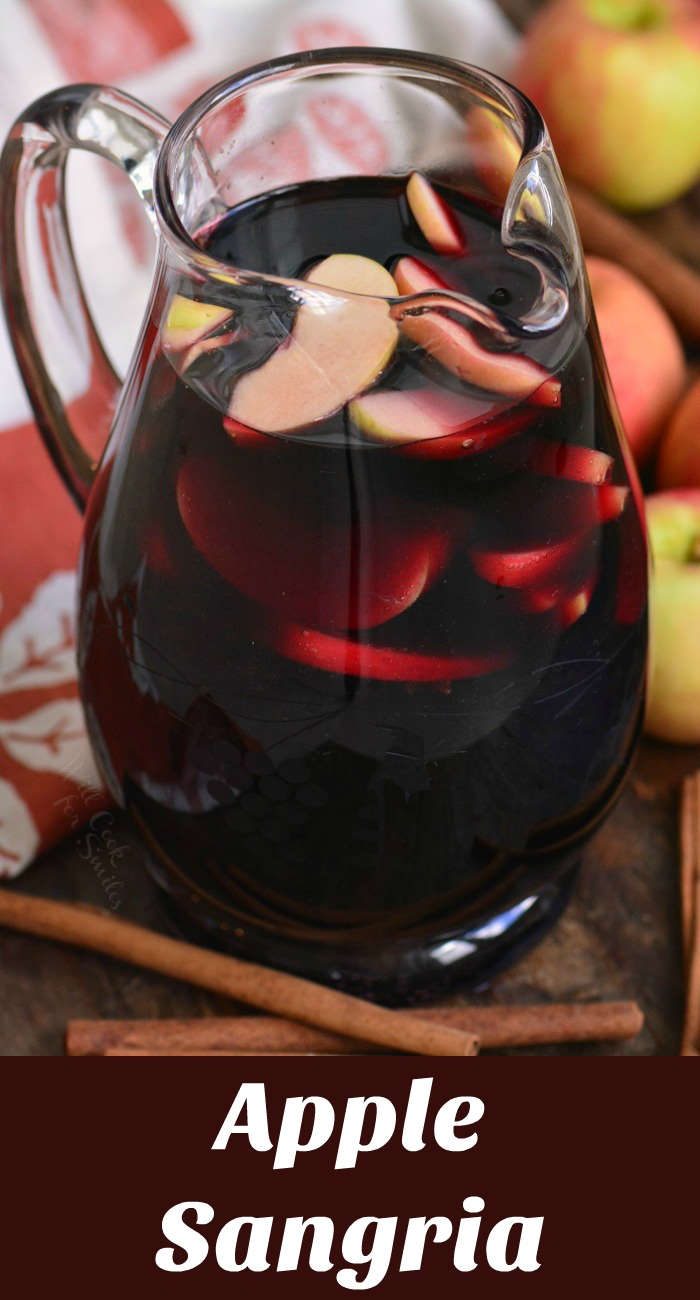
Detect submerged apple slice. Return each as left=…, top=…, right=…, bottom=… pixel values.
left=394, top=257, right=560, bottom=406
left=526, top=438, right=613, bottom=485
left=471, top=532, right=585, bottom=589
left=275, top=622, right=511, bottom=682
left=559, top=577, right=597, bottom=628
left=470, top=481, right=623, bottom=591
left=162, top=294, right=232, bottom=352
left=222, top=416, right=276, bottom=450
left=349, top=387, right=536, bottom=459
left=181, top=329, right=240, bottom=372
left=517, top=540, right=599, bottom=617
left=598, top=485, right=629, bottom=523
left=349, top=388, right=499, bottom=445
left=406, top=173, right=465, bottom=256
left=228, top=255, right=398, bottom=433
left=177, top=452, right=449, bottom=630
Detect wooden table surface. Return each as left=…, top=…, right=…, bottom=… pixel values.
left=1, top=0, right=699, bottom=1055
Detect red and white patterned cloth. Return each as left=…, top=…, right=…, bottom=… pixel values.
left=0, top=0, right=517, bottom=877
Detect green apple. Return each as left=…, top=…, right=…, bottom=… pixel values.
left=645, top=489, right=700, bottom=743
left=515, top=0, right=700, bottom=210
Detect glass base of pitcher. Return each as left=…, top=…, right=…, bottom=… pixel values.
left=149, top=859, right=579, bottom=1006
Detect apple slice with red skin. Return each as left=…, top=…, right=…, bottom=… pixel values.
left=393, top=257, right=560, bottom=406
left=525, top=438, right=613, bottom=485
left=406, top=173, right=466, bottom=255
left=222, top=415, right=276, bottom=451
left=181, top=329, right=240, bottom=372
left=348, top=386, right=537, bottom=458
left=521, top=574, right=597, bottom=627
left=559, top=576, right=597, bottom=628
left=177, top=452, right=450, bottom=631
left=470, top=481, right=626, bottom=590
left=274, top=621, right=511, bottom=682
left=228, top=254, right=398, bottom=433
left=162, top=294, right=233, bottom=352
left=472, top=532, right=585, bottom=589
left=399, top=410, right=537, bottom=461
left=517, top=537, right=599, bottom=619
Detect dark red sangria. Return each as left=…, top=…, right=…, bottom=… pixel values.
left=78, top=172, right=647, bottom=1000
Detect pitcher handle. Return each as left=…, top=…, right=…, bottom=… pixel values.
left=0, top=84, right=170, bottom=510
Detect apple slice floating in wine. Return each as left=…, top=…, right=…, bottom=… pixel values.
left=393, top=257, right=560, bottom=406
left=228, top=254, right=398, bottom=433
left=525, top=438, right=613, bottom=485
left=405, top=173, right=466, bottom=255
left=162, top=294, right=233, bottom=352
left=348, top=387, right=536, bottom=458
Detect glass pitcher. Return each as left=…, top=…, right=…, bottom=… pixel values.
left=0, top=49, right=647, bottom=1001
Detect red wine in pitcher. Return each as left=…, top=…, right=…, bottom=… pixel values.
left=78, top=173, right=647, bottom=1000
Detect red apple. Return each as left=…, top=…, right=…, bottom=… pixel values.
left=177, top=452, right=449, bottom=631
left=656, top=376, right=700, bottom=489
left=587, top=256, right=686, bottom=466
left=515, top=0, right=700, bottom=211
left=645, top=489, right=700, bottom=742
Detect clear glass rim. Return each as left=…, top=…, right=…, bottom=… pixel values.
left=152, top=45, right=547, bottom=289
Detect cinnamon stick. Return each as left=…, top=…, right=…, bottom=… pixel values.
left=680, top=773, right=700, bottom=1055
left=102, top=1049, right=338, bottom=1057
left=567, top=179, right=700, bottom=343
left=66, top=1001, right=644, bottom=1057
left=0, top=890, right=477, bottom=1056
left=680, top=772, right=700, bottom=969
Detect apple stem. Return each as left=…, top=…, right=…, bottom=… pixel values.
left=691, top=537, right=700, bottom=563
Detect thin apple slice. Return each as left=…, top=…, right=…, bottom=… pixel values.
left=349, top=388, right=502, bottom=444
left=517, top=541, right=599, bottom=616
left=471, top=532, right=584, bottom=589
left=526, top=438, right=613, bottom=485
left=228, top=255, right=398, bottom=432
left=222, top=416, right=276, bottom=450
left=181, top=329, right=240, bottom=372
left=399, top=410, right=536, bottom=460
left=394, top=257, right=560, bottom=406
left=598, top=485, right=629, bottom=522
left=275, top=622, right=511, bottom=682
left=162, top=294, right=232, bottom=352
left=349, top=387, right=536, bottom=459
left=559, top=576, right=597, bottom=628
left=471, top=480, right=622, bottom=590
left=406, top=173, right=465, bottom=255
